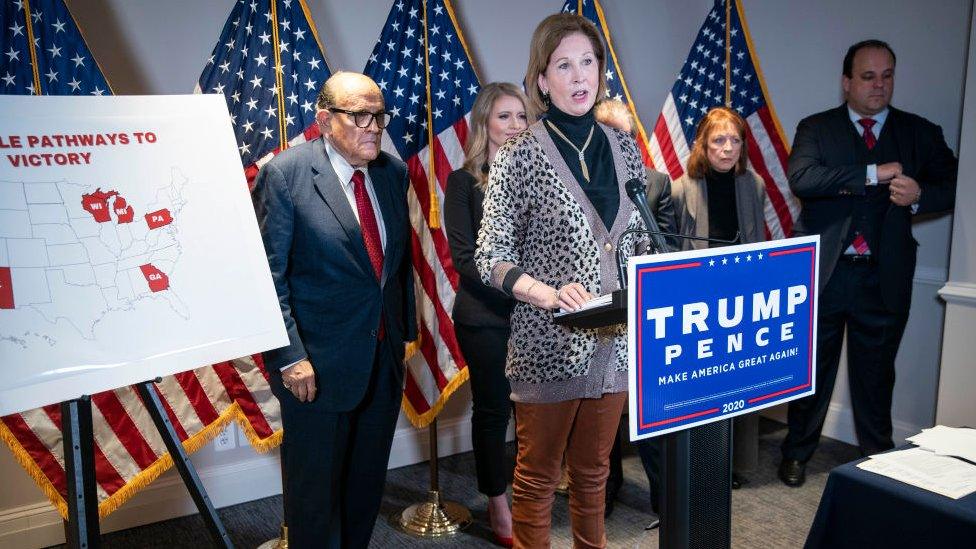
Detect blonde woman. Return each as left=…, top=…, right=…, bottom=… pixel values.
left=444, top=82, right=530, bottom=547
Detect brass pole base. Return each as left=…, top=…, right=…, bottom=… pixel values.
left=394, top=490, right=472, bottom=537
left=256, top=524, right=288, bottom=549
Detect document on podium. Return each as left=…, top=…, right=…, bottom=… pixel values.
left=857, top=446, right=976, bottom=499
left=554, top=292, right=614, bottom=317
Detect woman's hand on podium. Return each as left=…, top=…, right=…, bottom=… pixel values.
left=555, top=283, right=592, bottom=312
left=513, top=274, right=591, bottom=311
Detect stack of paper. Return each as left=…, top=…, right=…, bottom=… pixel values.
left=856, top=426, right=976, bottom=499
left=906, top=425, right=976, bottom=462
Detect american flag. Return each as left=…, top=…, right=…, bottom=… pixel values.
left=196, top=0, right=332, bottom=186
left=648, top=0, right=798, bottom=239
left=364, top=0, right=476, bottom=427
left=0, top=0, right=285, bottom=519
left=561, top=0, right=654, bottom=167
left=0, top=0, right=109, bottom=96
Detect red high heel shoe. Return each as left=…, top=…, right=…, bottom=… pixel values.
left=486, top=506, right=513, bottom=548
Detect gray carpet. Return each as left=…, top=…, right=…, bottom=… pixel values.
left=53, top=419, right=860, bottom=548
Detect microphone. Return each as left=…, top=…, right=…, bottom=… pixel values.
left=625, top=178, right=670, bottom=254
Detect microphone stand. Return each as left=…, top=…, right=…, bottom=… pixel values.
left=614, top=224, right=742, bottom=549
left=615, top=229, right=739, bottom=289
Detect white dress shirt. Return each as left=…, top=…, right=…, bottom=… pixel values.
left=324, top=139, right=387, bottom=251
left=848, top=105, right=889, bottom=185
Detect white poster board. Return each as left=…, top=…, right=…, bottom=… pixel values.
left=0, top=95, right=288, bottom=416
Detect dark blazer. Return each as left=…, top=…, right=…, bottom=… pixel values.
left=444, top=168, right=514, bottom=327
left=671, top=170, right=767, bottom=250
left=787, top=104, right=957, bottom=312
left=253, top=137, right=417, bottom=412
left=645, top=168, right=678, bottom=250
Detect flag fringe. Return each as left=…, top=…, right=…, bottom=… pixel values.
left=404, top=332, right=422, bottom=361
left=442, top=0, right=482, bottom=81
left=0, top=401, right=282, bottom=520
left=0, top=419, right=70, bottom=519
left=734, top=0, right=790, bottom=152
left=60, top=0, right=116, bottom=95
left=297, top=0, right=334, bottom=73
left=401, top=364, right=470, bottom=428
left=592, top=0, right=654, bottom=167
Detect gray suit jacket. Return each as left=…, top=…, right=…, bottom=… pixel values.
left=671, top=170, right=767, bottom=250
left=252, top=136, right=416, bottom=412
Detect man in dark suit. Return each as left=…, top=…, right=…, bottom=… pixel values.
left=779, top=40, right=957, bottom=487
left=253, top=71, right=416, bottom=547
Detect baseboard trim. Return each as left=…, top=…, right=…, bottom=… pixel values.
left=0, top=452, right=282, bottom=548
left=938, top=281, right=976, bottom=306
left=763, top=403, right=922, bottom=447
left=0, top=411, right=507, bottom=548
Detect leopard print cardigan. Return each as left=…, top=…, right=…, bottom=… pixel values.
left=475, top=120, right=649, bottom=403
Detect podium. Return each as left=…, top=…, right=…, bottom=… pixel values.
left=554, top=226, right=738, bottom=549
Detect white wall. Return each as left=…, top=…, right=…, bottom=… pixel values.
left=937, top=4, right=976, bottom=428
left=2, top=1, right=971, bottom=546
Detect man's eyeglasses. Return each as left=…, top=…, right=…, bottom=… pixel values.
left=328, top=108, right=391, bottom=130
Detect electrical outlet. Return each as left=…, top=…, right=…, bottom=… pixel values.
left=214, top=423, right=237, bottom=451
left=237, top=423, right=251, bottom=448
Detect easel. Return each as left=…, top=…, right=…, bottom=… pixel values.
left=61, top=379, right=233, bottom=548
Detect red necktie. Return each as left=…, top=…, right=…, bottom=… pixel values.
left=852, top=233, right=870, bottom=255
left=352, top=170, right=385, bottom=339
left=858, top=118, right=876, bottom=150
left=352, top=170, right=384, bottom=280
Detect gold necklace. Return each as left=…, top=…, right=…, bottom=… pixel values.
left=546, top=120, right=595, bottom=182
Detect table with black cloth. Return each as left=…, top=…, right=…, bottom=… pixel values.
left=805, top=445, right=976, bottom=548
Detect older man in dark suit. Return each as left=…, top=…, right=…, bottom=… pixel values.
left=779, top=40, right=957, bottom=487
left=253, top=71, right=415, bottom=547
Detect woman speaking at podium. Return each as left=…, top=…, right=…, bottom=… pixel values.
left=671, top=106, right=769, bottom=488
left=476, top=12, right=648, bottom=548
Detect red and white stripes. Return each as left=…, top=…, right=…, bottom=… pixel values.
left=0, top=354, right=280, bottom=517
left=394, top=117, right=470, bottom=426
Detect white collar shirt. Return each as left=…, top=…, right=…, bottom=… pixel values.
left=324, top=138, right=387, bottom=251
left=848, top=106, right=889, bottom=141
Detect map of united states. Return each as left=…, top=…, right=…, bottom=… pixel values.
left=0, top=169, right=188, bottom=346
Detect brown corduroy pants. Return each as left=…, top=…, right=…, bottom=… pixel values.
left=511, top=392, right=627, bottom=548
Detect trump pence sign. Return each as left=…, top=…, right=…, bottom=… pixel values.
left=628, top=236, right=819, bottom=440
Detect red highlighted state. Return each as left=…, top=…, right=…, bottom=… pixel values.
left=139, top=264, right=170, bottom=292
left=0, top=267, right=14, bottom=309
left=112, top=195, right=135, bottom=223
left=145, top=208, right=173, bottom=230
left=81, top=188, right=119, bottom=223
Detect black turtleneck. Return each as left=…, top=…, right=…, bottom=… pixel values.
left=705, top=167, right=738, bottom=245
left=544, top=104, right=618, bottom=231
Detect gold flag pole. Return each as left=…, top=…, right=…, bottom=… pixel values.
left=256, top=457, right=289, bottom=549
left=259, top=2, right=289, bottom=548
left=394, top=418, right=472, bottom=536
left=395, top=0, right=471, bottom=536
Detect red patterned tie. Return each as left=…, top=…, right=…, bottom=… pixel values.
left=852, top=232, right=870, bottom=255
left=858, top=118, right=876, bottom=150
left=352, top=170, right=384, bottom=280
left=352, top=169, right=385, bottom=339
